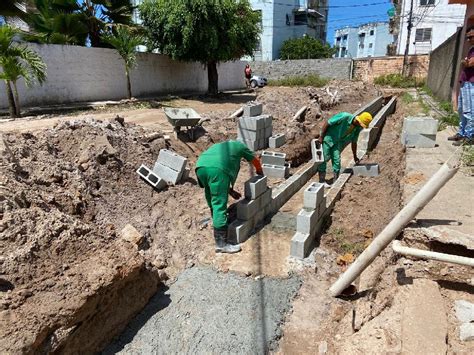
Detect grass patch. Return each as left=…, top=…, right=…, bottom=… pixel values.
left=401, top=92, right=415, bottom=104
left=374, top=74, right=425, bottom=88
left=268, top=74, right=329, bottom=87
left=461, top=145, right=474, bottom=166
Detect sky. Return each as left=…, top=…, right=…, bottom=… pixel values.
left=326, top=0, right=394, bottom=44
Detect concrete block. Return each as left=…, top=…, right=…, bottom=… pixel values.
left=304, top=182, right=325, bottom=210
left=460, top=322, right=474, bottom=342
left=296, top=208, right=318, bottom=235
left=311, top=139, right=324, bottom=163
left=455, top=300, right=474, bottom=323
left=261, top=151, right=286, bottom=166
left=244, top=175, right=268, bottom=200
left=153, top=162, right=182, bottom=185
left=401, top=133, right=436, bottom=148
left=243, top=103, right=263, bottom=117
left=263, top=115, right=273, bottom=128
left=317, top=197, right=327, bottom=220
left=238, top=138, right=259, bottom=151
left=258, top=138, right=267, bottom=150
left=353, top=96, right=383, bottom=117
left=264, top=125, right=273, bottom=138
left=263, top=163, right=288, bottom=179
left=136, top=164, right=167, bottom=190
left=238, top=115, right=266, bottom=131
left=238, top=128, right=265, bottom=141
left=157, top=149, right=187, bottom=173
left=228, top=219, right=252, bottom=244
left=403, top=117, right=438, bottom=135
left=237, top=188, right=272, bottom=220
left=352, top=163, right=380, bottom=177
left=290, top=231, right=312, bottom=259
left=269, top=133, right=286, bottom=148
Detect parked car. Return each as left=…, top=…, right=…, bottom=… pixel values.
left=250, top=75, right=267, bottom=88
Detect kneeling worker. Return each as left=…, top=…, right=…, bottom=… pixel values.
left=317, top=111, right=373, bottom=187
left=196, top=140, right=263, bottom=254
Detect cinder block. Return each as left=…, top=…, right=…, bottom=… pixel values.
left=237, top=127, right=265, bottom=141
left=136, top=164, right=167, bottom=190
left=269, top=134, right=286, bottom=148
left=296, top=208, right=318, bottom=235
left=352, top=163, right=380, bottom=177
left=304, top=182, right=325, bottom=210
left=261, top=151, right=286, bottom=166
left=258, top=138, right=267, bottom=150
left=153, top=162, right=182, bottom=185
left=264, top=126, right=273, bottom=138
left=228, top=219, right=252, bottom=244
left=311, top=139, right=324, bottom=163
left=402, top=117, right=438, bottom=135
left=237, top=188, right=271, bottom=220
left=238, top=138, right=259, bottom=151
left=244, top=175, right=267, bottom=200
left=263, top=163, right=287, bottom=178
left=290, top=232, right=312, bottom=259
left=157, top=149, right=187, bottom=172
left=317, top=197, right=327, bottom=220
left=243, top=103, right=263, bottom=117
left=238, top=116, right=265, bottom=131
left=263, top=115, right=273, bottom=127
left=401, top=133, right=436, bottom=148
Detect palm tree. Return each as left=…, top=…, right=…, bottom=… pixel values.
left=103, top=26, right=142, bottom=99
left=0, top=25, right=46, bottom=117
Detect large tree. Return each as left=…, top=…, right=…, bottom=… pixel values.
left=139, top=0, right=261, bottom=95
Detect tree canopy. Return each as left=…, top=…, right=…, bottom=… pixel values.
left=279, top=36, right=336, bottom=60
left=139, top=0, right=261, bottom=94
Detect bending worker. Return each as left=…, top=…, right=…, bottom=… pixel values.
left=318, top=111, right=373, bottom=187
left=196, top=140, right=263, bottom=254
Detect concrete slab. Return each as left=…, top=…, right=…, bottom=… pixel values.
left=402, top=116, right=439, bottom=135
left=401, top=133, right=437, bottom=148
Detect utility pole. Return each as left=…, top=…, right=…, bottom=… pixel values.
left=402, top=0, right=414, bottom=77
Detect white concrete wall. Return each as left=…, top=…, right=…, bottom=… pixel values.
left=0, top=44, right=246, bottom=109
left=397, top=0, right=466, bottom=55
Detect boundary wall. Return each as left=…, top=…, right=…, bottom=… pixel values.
left=0, top=44, right=245, bottom=109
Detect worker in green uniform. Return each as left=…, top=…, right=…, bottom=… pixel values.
left=317, top=111, right=373, bottom=187
left=196, top=140, right=263, bottom=254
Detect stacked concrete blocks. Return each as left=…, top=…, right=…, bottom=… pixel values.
left=352, top=163, right=380, bottom=177
left=311, top=139, right=325, bottom=163
left=238, top=114, right=273, bottom=151
left=229, top=175, right=272, bottom=243
left=269, top=133, right=286, bottom=148
left=136, top=164, right=167, bottom=190
left=153, top=149, right=188, bottom=185
left=291, top=182, right=327, bottom=259
left=401, top=117, right=438, bottom=148
left=243, top=102, right=263, bottom=117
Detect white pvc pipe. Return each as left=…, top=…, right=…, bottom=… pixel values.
left=392, top=240, right=474, bottom=267
left=292, top=106, right=307, bottom=121
left=229, top=107, right=243, bottom=119
left=329, top=162, right=459, bottom=296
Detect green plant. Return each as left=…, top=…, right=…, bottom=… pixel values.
left=341, top=241, right=365, bottom=255
left=139, top=0, right=261, bottom=95
left=268, top=74, right=328, bottom=87
left=461, top=145, right=474, bottom=166
left=401, top=92, right=415, bottom=104
left=103, top=26, right=143, bottom=99
left=0, top=25, right=46, bottom=117
left=279, top=36, right=336, bottom=60
left=374, top=73, right=425, bottom=88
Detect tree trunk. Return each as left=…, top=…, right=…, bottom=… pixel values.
left=12, top=81, right=21, bottom=117
left=4, top=80, right=18, bottom=118
left=207, top=61, right=218, bottom=96
left=125, top=67, right=132, bottom=99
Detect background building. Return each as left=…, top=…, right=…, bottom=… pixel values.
left=248, top=0, right=328, bottom=61
left=334, top=22, right=394, bottom=58
left=395, top=0, right=466, bottom=55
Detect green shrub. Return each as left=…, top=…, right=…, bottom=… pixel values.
left=279, top=36, right=336, bottom=60
left=268, top=74, right=328, bottom=87
left=374, top=74, right=425, bottom=88
left=461, top=146, right=474, bottom=166
left=401, top=92, right=415, bottom=104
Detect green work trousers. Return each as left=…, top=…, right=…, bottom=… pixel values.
left=196, top=167, right=230, bottom=229
left=317, top=141, right=341, bottom=174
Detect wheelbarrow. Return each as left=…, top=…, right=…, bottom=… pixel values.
left=163, top=107, right=208, bottom=140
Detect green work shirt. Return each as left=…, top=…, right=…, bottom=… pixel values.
left=196, top=140, right=255, bottom=186
left=323, top=112, right=362, bottom=149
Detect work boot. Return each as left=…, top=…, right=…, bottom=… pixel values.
left=214, top=227, right=241, bottom=254
left=453, top=137, right=474, bottom=146
left=318, top=171, right=331, bottom=188
left=333, top=172, right=340, bottom=182
left=447, top=133, right=463, bottom=141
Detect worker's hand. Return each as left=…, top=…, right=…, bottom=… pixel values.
left=256, top=168, right=264, bottom=175
left=354, top=157, right=360, bottom=165
left=229, top=188, right=242, bottom=200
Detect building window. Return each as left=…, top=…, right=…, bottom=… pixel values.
left=415, top=28, right=432, bottom=42
left=370, top=30, right=374, bottom=36
left=343, top=35, right=347, bottom=40
left=294, top=13, right=308, bottom=26
left=369, top=43, right=373, bottom=48
left=336, top=37, right=341, bottom=42
left=420, top=0, right=435, bottom=6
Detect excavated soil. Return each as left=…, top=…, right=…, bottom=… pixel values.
left=1, top=83, right=379, bottom=353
